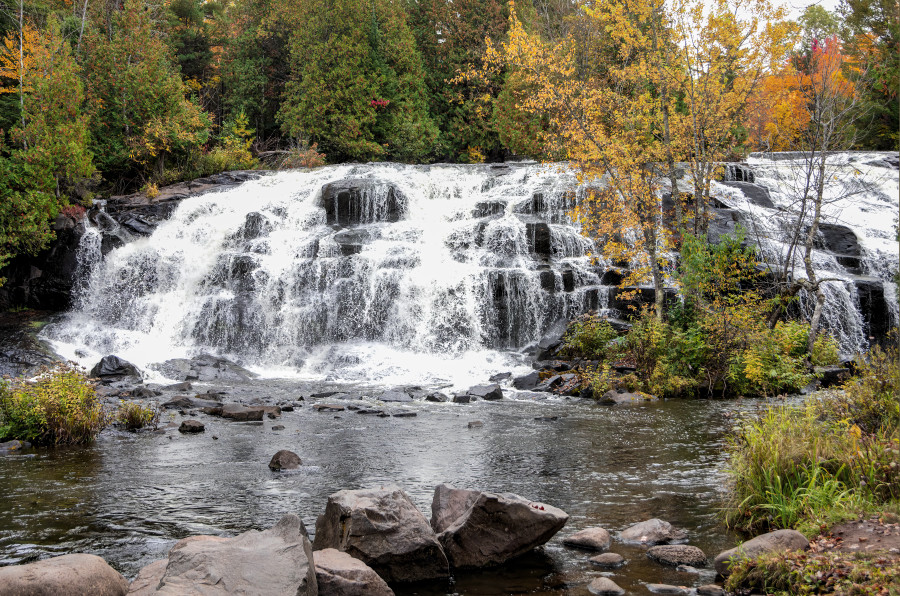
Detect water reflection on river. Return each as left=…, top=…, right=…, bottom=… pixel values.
left=0, top=387, right=761, bottom=595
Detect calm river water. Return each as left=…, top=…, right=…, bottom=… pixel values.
left=0, top=384, right=762, bottom=595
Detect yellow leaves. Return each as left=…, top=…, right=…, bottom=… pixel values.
left=0, top=23, right=39, bottom=95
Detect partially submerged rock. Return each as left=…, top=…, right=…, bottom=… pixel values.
left=431, top=484, right=568, bottom=569
left=131, top=514, right=316, bottom=595
left=268, top=450, right=302, bottom=471
left=90, top=355, right=141, bottom=383
left=563, top=527, right=611, bottom=551
left=647, top=544, right=707, bottom=567
left=201, top=404, right=265, bottom=421
left=0, top=553, right=129, bottom=596
left=589, top=552, right=626, bottom=568
left=713, top=529, right=809, bottom=576
left=587, top=576, right=625, bottom=595
left=178, top=420, right=204, bottom=434
left=314, top=548, right=394, bottom=596
left=313, top=487, right=449, bottom=583
left=620, top=518, right=687, bottom=545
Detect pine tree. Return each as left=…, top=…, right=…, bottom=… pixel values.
left=81, top=0, right=210, bottom=184
left=279, top=0, right=437, bottom=162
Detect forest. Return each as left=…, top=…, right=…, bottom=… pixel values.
left=0, top=0, right=898, bottom=279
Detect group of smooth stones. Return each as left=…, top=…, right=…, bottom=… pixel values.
left=0, top=484, right=810, bottom=595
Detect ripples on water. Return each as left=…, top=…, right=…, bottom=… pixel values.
left=0, top=387, right=761, bottom=595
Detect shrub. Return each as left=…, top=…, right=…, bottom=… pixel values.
left=561, top=314, right=620, bottom=360
left=115, top=401, right=160, bottom=431
left=728, top=321, right=813, bottom=397
left=810, top=333, right=841, bottom=366
left=279, top=143, right=326, bottom=169
left=0, top=363, right=107, bottom=445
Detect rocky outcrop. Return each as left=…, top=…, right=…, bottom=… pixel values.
left=431, top=484, right=568, bottom=569
left=151, top=355, right=256, bottom=383
left=320, top=179, right=407, bottom=226
left=0, top=553, right=129, bottom=596
left=129, top=514, right=316, bottom=595
left=713, top=529, right=809, bottom=576
left=313, top=548, right=394, bottom=596
left=620, top=519, right=687, bottom=545
left=312, top=487, right=450, bottom=583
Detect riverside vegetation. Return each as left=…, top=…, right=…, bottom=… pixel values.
left=0, top=363, right=161, bottom=445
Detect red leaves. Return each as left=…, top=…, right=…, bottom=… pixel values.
left=370, top=98, right=390, bottom=109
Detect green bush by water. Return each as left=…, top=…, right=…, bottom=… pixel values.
left=0, top=363, right=107, bottom=445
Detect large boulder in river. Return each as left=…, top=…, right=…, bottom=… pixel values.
left=269, top=449, right=302, bottom=471
left=0, top=553, right=129, bottom=596
left=130, top=514, right=317, bottom=595
left=713, top=529, right=809, bottom=576
left=431, top=483, right=569, bottom=569
left=90, top=355, right=141, bottom=383
left=312, top=487, right=450, bottom=583
left=463, top=384, right=503, bottom=401
left=620, top=518, right=687, bottom=545
left=314, top=548, right=394, bottom=596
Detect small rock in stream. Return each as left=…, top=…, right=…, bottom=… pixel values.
left=271, top=425, right=285, bottom=431
left=563, top=527, right=611, bottom=551
left=646, top=584, right=688, bottom=595
left=268, top=450, right=302, bottom=471
left=178, top=420, right=205, bottom=434
left=587, top=577, right=625, bottom=595
left=468, top=421, right=484, bottom=428
left=589, top=553, right=626, bottom=568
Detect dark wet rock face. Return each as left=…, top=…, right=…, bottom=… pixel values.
left=0, top=553, right=129, bottom=596
left=312, top=487, right=450, bottom=583
left=320, top=179, right=407, bottom=226
left=90, top=355, right=141, bottom=383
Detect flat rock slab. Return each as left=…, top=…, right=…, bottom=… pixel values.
left=697, top=584, right=726, bottom=596
left=620, top=518, right=687, bottom=545
left=714, top=529, right=808, bottom=576
left=133, top=514, right=316, bottom=595
left=647, top=544, right=707, bottom=567
left=589, top=552, right=626, bottom=568
left=0, top=553, right=129, bottom=596
left=201, top=404, right=265, bottom=421
left=433, top=484, right=568, bottom=568
left=378, top=390, right=412, bottom=402
left=464, top=384, right=503, bottom=400
left=587, top=577, right=625, bottom=595
left=314, top=548, right=394, bottom=596
left=646, top=583, right=688, bottom=595
left=563, top=527, right=611, bottom=551
left=313, top=486, right=449, bottom=583
left=162, top=396, right=221, bottom=410
left=599, top=390, right=658, bottom=405
left=313, top=404, right=346, bottom=412
left=128, top=560, right=167, bottom=596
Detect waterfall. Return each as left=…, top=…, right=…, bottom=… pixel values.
left=42, top=163, right=607, bottom=385
left=41, top=154, right=897, bottom=383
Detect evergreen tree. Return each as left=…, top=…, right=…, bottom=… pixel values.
left=279, top=0, right=437, bottom=162
left=81, top=0, right=210, bottom=184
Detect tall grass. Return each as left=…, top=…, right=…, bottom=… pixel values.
left=724, top=339, right=900, bottom=535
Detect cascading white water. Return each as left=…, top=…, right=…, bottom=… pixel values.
left=714, top=151, right=899, bottom=356
left=41, top=154, right=898, bottom=384
left=44, top=163, right=608, bottom=385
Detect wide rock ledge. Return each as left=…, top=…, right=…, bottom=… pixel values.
left=431, top=483, right=568, bottom=569
left=312, top=487, right=450, bottom=583
left=129, top=514, right=316, bottom=595
left=0, top=553, right=129, bottom=596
